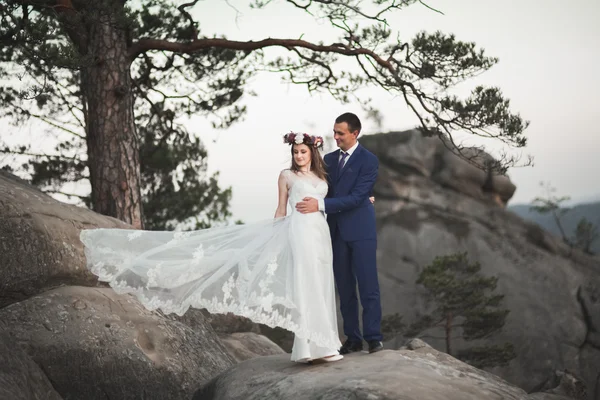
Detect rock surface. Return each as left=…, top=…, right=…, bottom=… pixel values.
left=166, top=309, right=284, bottom=362
left=0, top=286, right=234, bottom=400
left=0, top=332, right=63, bottom=400
left=0, top=170, right=130, bottom=308
left=193, top=339, right=572, bottom=400
left=0, top=171, right=281, bottom=399
left=358, top=131, right=600, bottom=398
left=218, top=332, right=286, bottom=362
left=362, top=129, right=517, bottom=206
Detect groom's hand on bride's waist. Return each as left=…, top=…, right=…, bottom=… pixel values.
left=296, top=197, right=319, bottom=214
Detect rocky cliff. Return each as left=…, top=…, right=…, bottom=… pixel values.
left=360, top=130, right=600, bottom=399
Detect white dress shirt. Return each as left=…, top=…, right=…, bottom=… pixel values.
left=317, top=141, right=359, bottom=212
left=338, top=140, right=359, bottom=167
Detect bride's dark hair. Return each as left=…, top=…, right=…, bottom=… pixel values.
left=290, top=144, right=328, bottom=181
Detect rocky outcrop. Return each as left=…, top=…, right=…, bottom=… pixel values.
left=359, top=131, right=600, bottom=398
left=530, top=370, right=588, bottom=400
left=0, top=170, right=130, bottom=308
left=0, top=286, right=234, bottom=400
left=2, top=127, right=598, bottom=400
left=193, top=339, right=575, bottom=400
left=0, top=171, right=238, bottom=399
left=362, top=129, right=517, bottom=206
left=166, top=309, right=285, bottom=362
left=219, top=332, right=286, bottom=362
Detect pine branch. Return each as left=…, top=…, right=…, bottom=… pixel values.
left=0, top=148, right=80, bottom=160
left=129, top=37, right=393, bottom=67
left=52, top=0, right=88, bottom=53
left=177, top=0, right=201, bottom=40
left=12, top=105, right=85, bottom=138
left=0, top=3, right=29, bottom=43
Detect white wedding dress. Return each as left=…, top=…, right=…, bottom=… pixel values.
left=80, top=169, right=341, bottom=362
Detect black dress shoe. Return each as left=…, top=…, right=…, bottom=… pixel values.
left=339, top=340, right=363, bottom=355
left=368, top=341, right=383, bottom=353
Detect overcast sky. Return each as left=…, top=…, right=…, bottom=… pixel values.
left=1, top=0, right=599, bottom=224
left=191, top=0, right=600, bottom=222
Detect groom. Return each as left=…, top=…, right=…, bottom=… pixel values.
left=296, top=112, right=383, bottom=354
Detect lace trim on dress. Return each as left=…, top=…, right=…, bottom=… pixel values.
left=82, top=228, right=341, bottom=351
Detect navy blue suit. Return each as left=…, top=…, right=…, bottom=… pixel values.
left=324, top=144, right=383, bottom=344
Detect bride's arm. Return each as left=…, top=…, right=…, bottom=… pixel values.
left=274, top=171, right=289, bottom=218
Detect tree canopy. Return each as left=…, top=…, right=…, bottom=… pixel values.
left=0, top=0, right=528, bottom=227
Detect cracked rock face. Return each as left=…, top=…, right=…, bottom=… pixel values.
left=359, top=131, right=600, bottom=398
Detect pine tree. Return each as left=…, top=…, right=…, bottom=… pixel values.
left=573, top=218, right=599, bottom=255
left=1, top=1, right=528, bottom=227
left=414, top=252, right=516, bottom=368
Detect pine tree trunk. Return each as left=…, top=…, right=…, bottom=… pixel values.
left=445, top=312, right=452, bottom=355
left=81, top=2, right=143, bottom=228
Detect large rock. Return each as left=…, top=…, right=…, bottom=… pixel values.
left=197, top=310, right=261, bottom=335
left=0, top=332, right=63, bottom=400
left=218, top=332, right=286, bottom=362
left=0, top=286, right=234, bottom=400
left=200, top=310, right=294, bottom=353
left=359, top=131, right=600, bottom=398
left=363, top=129, right=517, bottom=206
left=530, top=370, right=587, bottom=400
left=193, top=339, right=571, bottom=400
left=0, top=171, right=130, bottom=307
left=165, top=309, right=285, bottom=362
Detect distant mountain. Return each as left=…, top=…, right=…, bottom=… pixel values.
left=508, top=201, right=600, bottom=254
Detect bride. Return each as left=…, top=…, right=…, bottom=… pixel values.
left=80, top=132, right=343, bottom=363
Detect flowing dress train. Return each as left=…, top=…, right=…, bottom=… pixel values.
left=80, top=170, right=341, bottom=361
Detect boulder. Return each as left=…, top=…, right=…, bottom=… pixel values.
left=202, top=311, right=295, bottom=353
left=193, top=339, right=571, bottom=400
left=0, top=286, right=234, bottom=400
left=196, top=310, right=261, bottom=335
left=218, top=332, right=286, bottom=362
left=0, top=332, right=63, bottom=400
left=165, top=308, right=284, bottom=362
left=530, top=370, right=587, bottom=400
left=0, top=171, right=130, bottom=308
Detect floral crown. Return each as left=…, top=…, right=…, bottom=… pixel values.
left=283, top=132, right=324, bottom=149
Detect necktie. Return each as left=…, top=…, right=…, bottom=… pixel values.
left=338, top=151, right=348, bottom=171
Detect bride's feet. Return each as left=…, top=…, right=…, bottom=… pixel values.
left=307, top=354, right=344, bottom=364
left=322, top=354, right=344, bottom=362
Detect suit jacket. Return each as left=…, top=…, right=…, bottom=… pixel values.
left=323, top=144, right=378, bottom=242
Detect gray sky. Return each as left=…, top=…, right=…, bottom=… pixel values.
left=2, top=0, right=599, bottom=224
left=193, top=0, right=600, bottom=222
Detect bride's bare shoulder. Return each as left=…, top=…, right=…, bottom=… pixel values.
left=278, top=169, right=295, bottom=187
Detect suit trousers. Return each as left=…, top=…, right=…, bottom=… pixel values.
left=331, top=224, right=383, bottom=343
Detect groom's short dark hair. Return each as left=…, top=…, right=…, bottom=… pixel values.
left=335, top=112, right=362, bottom=135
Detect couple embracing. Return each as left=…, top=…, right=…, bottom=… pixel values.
left=80, top=112, right=383, bottom=364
